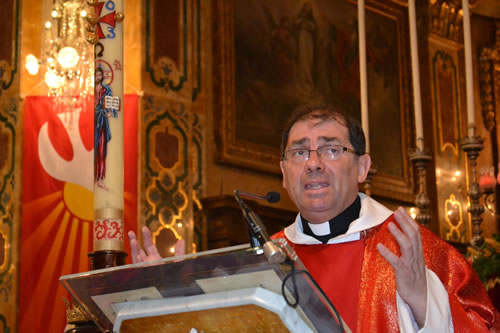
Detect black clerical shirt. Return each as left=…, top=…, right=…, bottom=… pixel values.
left=300, top=195, right=361, bottom=244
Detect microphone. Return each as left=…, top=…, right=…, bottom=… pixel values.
left=238, top=191, right=280, bottom=204
left=234, top=190, right=286, bottom=264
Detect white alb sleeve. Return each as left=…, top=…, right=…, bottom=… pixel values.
left=396, top=268, right=454, bottom=333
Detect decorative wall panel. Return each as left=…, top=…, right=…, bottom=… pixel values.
left=0, top=0, right=18, bottom=94
left=429, top=35, right=471, bottom=242
left=0, top=97, right=18, bottom=333
left=145, top=0, right=201, bottom=102
left=0, top=0, right=19, bottom=331
left=141, top=98, right=194, bottom=254
left=141, top=0, right=203, bottom=255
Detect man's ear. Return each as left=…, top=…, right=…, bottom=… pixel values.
left=357, top=154, right=371, bottom=183
left=280, top=160, right=287, bottom=189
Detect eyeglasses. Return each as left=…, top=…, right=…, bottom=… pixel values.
left=283, top=145, right=357, bottom=163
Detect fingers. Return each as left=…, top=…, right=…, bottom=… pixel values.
left=129, top=228, right=161, bottom=263
left=142, top=226, right=161, bottom=259
left=138, top=248, right=148, bottom=262
left=142, top=226, right=154, bottom=247
left=377, top=243, right=400, bottom=268
left=128, top=231, right=140, bottom=264
left=378, top=208, right=428, bottom=325
left=175, top=239, right=185, bottom=256
left=394, top=207, right=420, bottom=240
left=387, top=222, right=411, bottom=252
left=377, top=207, right=425, bottom=268
left=391, top=208, right=423, bottom=254
left=146, top=243, right=161, bottom=260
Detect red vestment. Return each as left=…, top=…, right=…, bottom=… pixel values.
left=273, top=215, right=499, bottom=332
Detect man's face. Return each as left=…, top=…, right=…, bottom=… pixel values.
left=280, top=118, right=370, bottom=223
left=95, top=71, right=103, bottom=84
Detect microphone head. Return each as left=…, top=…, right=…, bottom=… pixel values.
left=265, top=192, right=280, bottom=203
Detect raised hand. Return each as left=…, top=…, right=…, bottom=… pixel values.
left=377, top=207, right=427, bottom=328
left=128, top=226, right=162, bottom=264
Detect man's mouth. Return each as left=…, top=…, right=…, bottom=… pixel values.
left=305, top=183, right=328, bottom=190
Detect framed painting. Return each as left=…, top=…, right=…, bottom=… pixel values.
left=214, top=0, right=415, bottom=202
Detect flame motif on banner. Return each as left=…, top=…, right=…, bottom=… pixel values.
left=19, top=96, right=138, bottom=333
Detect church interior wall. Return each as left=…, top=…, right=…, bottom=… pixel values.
left=0, top=0, right=498, bottom=331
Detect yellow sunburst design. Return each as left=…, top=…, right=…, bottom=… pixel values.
left=21, top=183, right=94, bottom=333
left=63, top=182, right=94, bottom=220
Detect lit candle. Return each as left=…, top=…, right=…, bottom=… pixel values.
left=408, top=0, right=424, bottom=151
left=462, top=0, right=475, bottom=137
left=358, top=0, right=370, bottom=152
left=93, top=0, right=125, bottom=253
left=479, top=170, right=496, bottom=190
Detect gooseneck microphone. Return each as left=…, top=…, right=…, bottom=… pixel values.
left=234, top=190, right=286, bottom=264
left=238, top=191, right=281, bottom=204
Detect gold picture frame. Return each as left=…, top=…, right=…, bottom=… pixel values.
left=214, top=0, right=415, bottom=202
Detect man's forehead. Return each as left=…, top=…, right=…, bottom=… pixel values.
left=288, top=136, right=342, bottom=147
left=288, top=119, right=348, bottom=141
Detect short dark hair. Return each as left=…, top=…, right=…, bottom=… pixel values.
left=280, top=103, right=366, bottom=158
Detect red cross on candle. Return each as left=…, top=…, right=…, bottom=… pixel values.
left=95, top=1, right=116, bottom=40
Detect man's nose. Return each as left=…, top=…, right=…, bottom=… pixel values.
left=306, top=150, right=324, bottom=172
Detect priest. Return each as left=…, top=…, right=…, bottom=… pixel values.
left=129, top=103, right=499, bottom=332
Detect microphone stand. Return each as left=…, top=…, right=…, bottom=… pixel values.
left=247, top=225, right=264, bottom=255
left=233, top=190, right=286, bottom=264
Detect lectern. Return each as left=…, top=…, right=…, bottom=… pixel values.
left=60, top=241, right=349, bottom=332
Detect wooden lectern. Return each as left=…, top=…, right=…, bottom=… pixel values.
left=60, top=241, right=350, bottom=333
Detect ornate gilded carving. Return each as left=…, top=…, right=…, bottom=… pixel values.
left=63, top=297, right=91, bottom=324
left=432, top=50, right=461, bottom=155
left=0, top=0, right=19, bottom=94
left=145, top=0, right=187, bottom=93
left=0, top=3, right=19, bottom=333
left=429, top=35, right=472, bottom=242
left=0, top=99, right=16, bottom=280
left=430, top=0, right=464, bottom=42
left=0, top=98, right=18, bottom=333
left=143, top=0, right=204, bottom=101
left=479, top=21, right=500, bottom=132
left=142, top=97, right=195, bottom=256
left=444, top=193, right=466, bottom=241
left=191, top=112, right=204, bottom=251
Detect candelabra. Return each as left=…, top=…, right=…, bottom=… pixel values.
left=409, top=147, right=432, bottom=227
left=459, top=128, right=485, bottom=249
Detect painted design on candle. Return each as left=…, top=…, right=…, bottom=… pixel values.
left=94, top=1, right=118, bottom=40
left=113, top=59, right=122, bottom=71
left=94, top=218, right=124, bottom=241
left=94, top=64, right=119, bottom=190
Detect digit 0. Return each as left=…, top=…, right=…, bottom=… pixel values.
left=105, top=0, right=115, bottom=10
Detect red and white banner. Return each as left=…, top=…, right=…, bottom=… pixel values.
left=19, top=95, right=138, bottom=332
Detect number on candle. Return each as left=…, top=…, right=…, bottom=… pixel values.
left=105, top=0, right=115, bottom=10
left=106, top=26, right=116, bottom=39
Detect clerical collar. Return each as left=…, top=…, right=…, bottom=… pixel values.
left=301, top=195, right=361, bottom=244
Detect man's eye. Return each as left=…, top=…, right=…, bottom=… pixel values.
left=324, top=147, right=338, bottom=154
left=293, top=150, right=307, bottom=156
